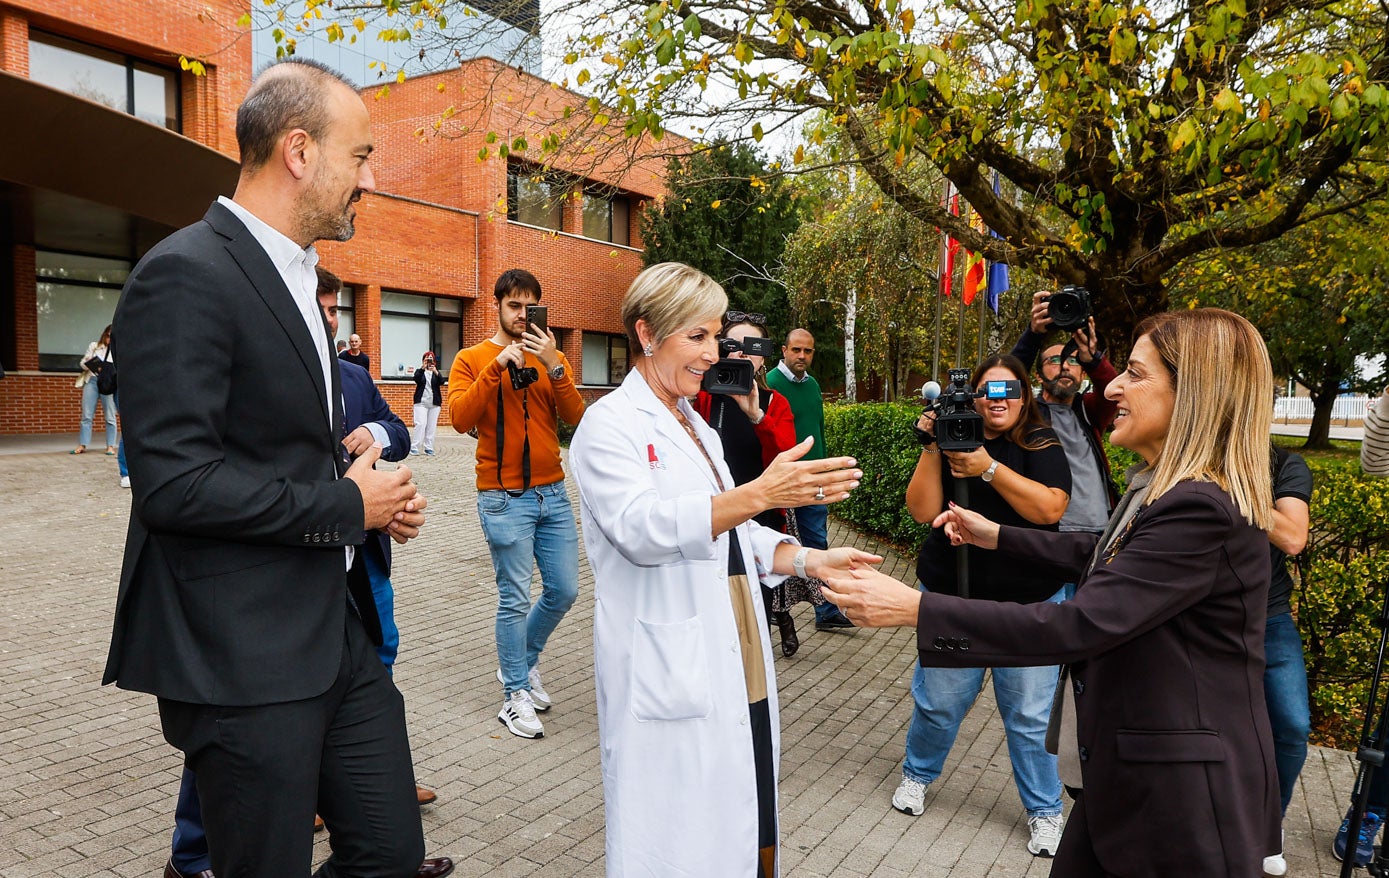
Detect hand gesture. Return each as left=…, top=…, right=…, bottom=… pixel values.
left=753, top=437, right=863, bottom=508
left=346, top=443, right=426, bottom=541
left=819, top=565, right=922, bottom=628
left=494, top=342, right=526, bottom=370
left=805, top=546, right=884, bottom=579
left=1071, top=317, right=1098, bottom=364
left=931, top=501, right=1001, bottom=549
left=342, top=425, right=377, bottom=458
left=521, top=327, right=560, bottom=370
left=1029, top=291, right=1054, bottom=334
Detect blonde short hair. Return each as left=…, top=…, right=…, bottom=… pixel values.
left=621, top=263, right=727, bottom=352
left=1136, top=308, right=1273, bottom=529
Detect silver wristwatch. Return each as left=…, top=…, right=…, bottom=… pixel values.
left=981, top=460, right=1000, bottom=483
left=793, top=546, right=811, bottom=579
left=548, top=363, right=565, bottom=381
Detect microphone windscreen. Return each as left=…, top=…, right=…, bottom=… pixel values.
left=920, top=380, right=942, bottom=401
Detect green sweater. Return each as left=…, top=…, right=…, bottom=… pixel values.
left=766, top=366, right=826, bottom=460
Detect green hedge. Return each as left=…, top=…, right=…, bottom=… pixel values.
left=825, top=401, right=1389, bottom=749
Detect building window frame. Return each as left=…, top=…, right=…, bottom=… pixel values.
left=27, top=30, right=183, bottom=132
left=35, top=249, right=132, bottom=372
left=581, top=186, right=631, bottom=246
left=506, top=161, right=569, bottom=232
left=379, top=291, right=462, bottom=379
left=581, top=331, right=629, bottom=387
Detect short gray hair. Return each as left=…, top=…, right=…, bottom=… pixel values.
left=621, top=263, right=727, bottom=352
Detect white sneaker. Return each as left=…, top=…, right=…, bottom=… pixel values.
left=496, top=667, right=552, bottom=712
left=892, top=776, right=928, bottom=816
left=119, top=476, right=130, bottom=489
left=498, top=690, right=544, bottom=738
left=1027, top=813, right=1065, bottom=857
left=1264, top=830, right=1287, bottom=876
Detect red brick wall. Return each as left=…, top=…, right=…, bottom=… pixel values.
left=0, top=375, right=118, bottom=436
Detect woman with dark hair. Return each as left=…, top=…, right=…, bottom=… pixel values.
left=73, top=324, right=118, bottom=455
left=694, top=312, right=805, bottom=656
left=824, top=309, right=1282, bottom=877
left=890, top=353, right=1073, bottom=860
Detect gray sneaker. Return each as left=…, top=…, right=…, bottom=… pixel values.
left=498, top=690, right=544, bottom=738
left=497, top=667, right=551, bottom=712
left=892, top=776, right=928, bottom=816
left=1027, top=813, right=1065, bottom=857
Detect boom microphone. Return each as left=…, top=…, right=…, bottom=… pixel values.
left=920, top=380, right=942, bottom=402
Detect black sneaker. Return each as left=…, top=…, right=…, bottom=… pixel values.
left=815, top=611, right=856, bottom=631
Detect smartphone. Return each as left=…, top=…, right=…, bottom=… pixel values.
left=526, top=305, right=548, bottom=337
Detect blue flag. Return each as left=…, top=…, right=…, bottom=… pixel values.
left=986, top=172, right=1009, bottom=314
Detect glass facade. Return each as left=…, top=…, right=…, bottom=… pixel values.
left=28, top=31, right=180, bottom=131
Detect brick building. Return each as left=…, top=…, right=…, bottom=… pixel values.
left=0, top=0, right=668, bottom=433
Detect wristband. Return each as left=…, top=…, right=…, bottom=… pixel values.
left=793, top=547, right=810, bottom=579
left=913, top=425, right=936, bottom=447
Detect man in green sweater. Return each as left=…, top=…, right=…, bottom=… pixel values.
left=766, top=328, right=855, bottom=630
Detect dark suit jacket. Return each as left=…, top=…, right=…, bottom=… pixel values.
left=339, top=358, right=408, bottom=577
left=916, top=480, right=1279, bottom=877
left=104, top=202, right=367, bottom=707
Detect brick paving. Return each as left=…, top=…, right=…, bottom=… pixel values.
left=0, top=430, right=1360, bottom=876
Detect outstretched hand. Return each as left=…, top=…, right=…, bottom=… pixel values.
left=930, top=502, right=1001, bottom=549
left=754, top=437, right=862, bottom=509
left=820, top=565, right=921, bottom=628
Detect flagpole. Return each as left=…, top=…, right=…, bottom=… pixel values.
left=932, top=179, right=950, bottom=380
left=977, top=272, right=989, bottom=362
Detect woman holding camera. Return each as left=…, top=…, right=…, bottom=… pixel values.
left=73, top=324, right=118, bottom=455
left=694, top=311, right=805, bottom=656
left=823, top=309, right=1281, bottom=877
left=411, top=351, right=444, bottom=455
left=570, top=263, right=877, bottom=877
left=890, top=354, right=1072, bottom=857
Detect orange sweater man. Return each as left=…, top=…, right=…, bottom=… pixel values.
left=447, top=269, right=584, bottom=740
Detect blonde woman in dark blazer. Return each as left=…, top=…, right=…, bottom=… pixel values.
left=824, top=308, right=1280, bottom=878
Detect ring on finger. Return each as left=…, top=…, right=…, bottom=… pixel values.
left=814, top=486, right=826, bottom=501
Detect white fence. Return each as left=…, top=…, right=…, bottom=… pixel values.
left=1273, top=395, right=1371, bottom=423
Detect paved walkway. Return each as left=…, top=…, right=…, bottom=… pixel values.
left=0, top=431, right=1360, bottom=876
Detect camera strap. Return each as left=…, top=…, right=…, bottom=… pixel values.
left=495, top=382, right=531, bottom=495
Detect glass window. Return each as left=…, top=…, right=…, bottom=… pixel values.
left=582, top=190, right=631, bottom=246
left=36, top=251, right=131, bottom=371
left=507, top=163, right=564, bottom=231
left=28, top=32, right=181, bottom=132
left=334, top=286, right=355, bottom=349
left=379, top=291, right=462, bottom=378
left=582, top=332, right=628, bottom=386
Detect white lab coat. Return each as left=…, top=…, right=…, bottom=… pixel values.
left=570, top=368, right=793, bottom=878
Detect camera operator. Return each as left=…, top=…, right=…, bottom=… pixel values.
left=693, top=311, right=803, bottom=656
left=1364, top=385, right=1389, bottom=477
left=1010, top=289, right=1121, bottom=538
left=892, top=354, right=1072, bottom=859
left=447, top=268, right=585, bottom=740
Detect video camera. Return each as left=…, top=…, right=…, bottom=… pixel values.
left=1046, top=285, right=1092, bottom=332
left=917, top=368, right=1022, bottom=452
left=701, top=336, right=779, bottom=396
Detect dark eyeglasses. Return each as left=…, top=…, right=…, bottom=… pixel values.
left=724, top=311, right=766, bottom=326
left=1042, top=355, right=1080, bottom=366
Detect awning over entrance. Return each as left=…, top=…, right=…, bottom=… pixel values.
left=0, top=70, right=238, bottom=248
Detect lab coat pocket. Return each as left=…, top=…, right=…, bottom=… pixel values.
left=630, top=616, right=713, bottom=721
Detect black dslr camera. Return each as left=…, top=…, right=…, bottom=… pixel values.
left=701, top=336, right=779, bottom=395
left=918, top=368, right=1022, bottom=452
left=1046, top=285, right=1092, bottom=332
left=508, top=361, right=539, bottom=390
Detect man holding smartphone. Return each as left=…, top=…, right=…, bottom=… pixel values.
left=446, top=269, right=585, bottom=739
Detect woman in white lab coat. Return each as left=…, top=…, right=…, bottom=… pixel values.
left=571, top=263, right=878, bottom=878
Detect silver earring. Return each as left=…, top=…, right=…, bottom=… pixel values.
left=643, top=344, right=653, bottom=357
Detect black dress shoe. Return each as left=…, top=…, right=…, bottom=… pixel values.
left=164, top=860, right=215, bottom=878
left=417, top=857, right=455, bottom=878
left=815, top=611, right=856, bottom=631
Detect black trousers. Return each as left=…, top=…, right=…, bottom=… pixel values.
left=159, top=616, right=424, bottom=878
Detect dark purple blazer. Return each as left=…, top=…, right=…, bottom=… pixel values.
left=916, top=480, right=1279, bottom=877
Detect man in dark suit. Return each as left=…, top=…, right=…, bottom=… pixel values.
left=107, top=58, right=442, bottom=878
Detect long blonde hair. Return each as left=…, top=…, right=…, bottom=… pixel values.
left=1136, top=309, right=1273, bottom=529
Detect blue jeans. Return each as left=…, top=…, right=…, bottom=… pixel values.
left=1263, top=611, right=1311, bottom=816
left=171, top=765, right=211, bottom=874
left=902, top=586, right=1065, bottom=817
left=364, top=546, right=399, bottom=672
left=793, top=503, right=844, bottom=621
left=79, top=379, right=117, bottom=448
left=477, top=481, right=579, bottom=695
left=115, top=392, right=128, bottom=477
